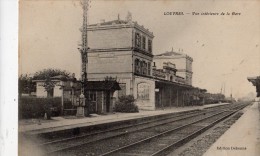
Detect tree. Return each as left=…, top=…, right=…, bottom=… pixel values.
left=18, top=74, right=36, bottom=96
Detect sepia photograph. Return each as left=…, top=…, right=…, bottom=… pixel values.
left=16, top=0, right=260, bottom=155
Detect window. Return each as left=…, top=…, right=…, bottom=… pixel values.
left=148, top=39, right=152, bottom=52
left=135, top=33, right=141, bottom=48
left=143, top=61, right=147, bottom=75
left=148, top=62, right=151, bottom=75
left=142, top=36, right=146, bottom=50
left=135, top=59, right=140, bottom=73
left=135, top=59, right=150, bottom=76
left=140, top=61, right=143, bottom=74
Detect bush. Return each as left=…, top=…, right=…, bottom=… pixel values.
left=19, top=96, right=62, bottom=119
left=114, top=95, right=139, bottom=113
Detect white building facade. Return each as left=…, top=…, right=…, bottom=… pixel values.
left=154, top=51, right=193, bottom=86
left=86, top=18, right=195, bottom=110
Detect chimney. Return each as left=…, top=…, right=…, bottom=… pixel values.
left=152, top=62, right=156, bottom=69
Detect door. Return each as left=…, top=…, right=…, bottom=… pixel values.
left=88, top=91, right=97, bottom=114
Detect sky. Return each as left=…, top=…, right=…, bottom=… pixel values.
left=19, top=0, right=260, bottom=98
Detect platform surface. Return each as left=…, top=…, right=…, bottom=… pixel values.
left=19, top=103, right=228, bottom=134
left=204, top=102, right=260, bottom=156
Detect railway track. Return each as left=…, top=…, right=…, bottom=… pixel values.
left=42, top=110, right=210, bottom=153
left=30, top=109, right=201, bottom=143
left=32, top=103, right=249, bottom=156
left=102, top=110, right=242, bottom=155
left=101, top=104, right=248, bottom=156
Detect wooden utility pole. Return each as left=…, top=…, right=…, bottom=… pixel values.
left=80, top=0, right=88, bottom=85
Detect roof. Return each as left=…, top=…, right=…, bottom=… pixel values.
left=155, top=50, right=193, bottom=61
left=89, top=20, right=129, bottom=26
left=155, top=78, right=192, bottom=89
left=88, top=19, right=154, bottom=37
left=32, top=75, right=72, bottom=82
left=247, top=76, right=260, bottom=86
left=51, top=75, right=76, bottom=81
left=51, top=75, right=68, bottom=80
left=84, top=81, right=121, bottom=91
left=156, top=51, right=183, bottom=56
left=63, top=80, right=121, bottom=91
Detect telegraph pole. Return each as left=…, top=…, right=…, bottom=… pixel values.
left=77, top=0, right=89, bottom=117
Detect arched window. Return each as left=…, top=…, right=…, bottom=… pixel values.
left=170, top=76, right=173, bottom=81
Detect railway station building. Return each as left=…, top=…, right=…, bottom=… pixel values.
left=33, top=17, right=202, bottom=113
left=86, top=17, right=198, bottom=111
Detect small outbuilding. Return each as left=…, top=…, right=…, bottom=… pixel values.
left=84, top=81, right=121, bottom=114
left=33, top=75, right=121, bottom=115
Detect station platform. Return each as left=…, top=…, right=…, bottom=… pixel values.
left=204, top=102, right=260, bottom=156
left=19, top=103, right=229, bottom=134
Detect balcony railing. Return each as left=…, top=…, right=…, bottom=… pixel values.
left=152, top=69, right=166, bottom=79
